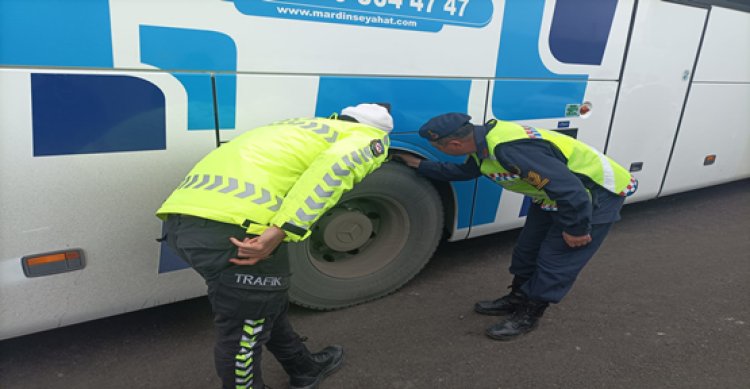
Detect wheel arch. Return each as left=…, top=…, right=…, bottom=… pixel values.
left=388, top=145, right=458, bottom=240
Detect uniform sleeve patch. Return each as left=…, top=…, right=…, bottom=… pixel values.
left=523, top=171, right=550, bottom=190
left=370, top=139, right=385, bottom=157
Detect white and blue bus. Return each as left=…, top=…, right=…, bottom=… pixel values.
left=1, top=0, right=749, bottom=340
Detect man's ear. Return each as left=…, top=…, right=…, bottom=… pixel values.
left=449, top=138, right=475, bottom=153
left=446, top=139, right=465, bottom=149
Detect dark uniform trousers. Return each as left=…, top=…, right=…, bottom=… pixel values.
left=511, top=202, right=618, bottom=304
left=164, top=215, right=306, bottom=389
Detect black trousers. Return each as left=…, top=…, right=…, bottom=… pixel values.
left=164, top=215, right=306, bottom=389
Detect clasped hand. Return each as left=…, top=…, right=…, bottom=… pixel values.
left=562, top=231, right=592, bottom=248
left=229, top=226, right=286, bottom=265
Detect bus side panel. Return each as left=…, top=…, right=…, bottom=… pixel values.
left=0, top=69, right=215, bottom=340
left=605, top=1, right=707, bottom=203
left=661, top=84, right=750, bottom=196
left=661, top=6, right=750, bottom=196
left=691, top=7, right=750, bottom=84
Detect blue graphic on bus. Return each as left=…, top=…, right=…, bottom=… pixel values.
left=0, top=0, right=113, bottom=67
left=492, top=0, right=585, bottom=121
left=31, top=74, right=166, bottom=156
left=315, top=76, right=472, bottom=133
left=495, top=0, right=585, bottom=81
left=140, top=25, right=237, bottom=130
left=492, top=79, right=588, bottom=121
left=491, top=0, right=609, bottom=121
left=472, top=175, right=504, bottom=225
left=549, top=0, right=618, bottom=65
left=315, top=76, right=480, bottom=228
left=230, top=0, right=493, bottom=32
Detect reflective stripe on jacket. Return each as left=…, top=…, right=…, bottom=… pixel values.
left=156, top=117, right=389, bottom=241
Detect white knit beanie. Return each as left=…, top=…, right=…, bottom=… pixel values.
left=341, top=103, right=394, bottom=133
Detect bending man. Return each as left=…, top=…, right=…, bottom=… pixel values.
left=395, top=113, right=637, bottom=341
left=156, top=103, right=393, bottom=388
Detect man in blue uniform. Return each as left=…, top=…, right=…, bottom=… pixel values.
left=394, top=113, right=637, bottom=340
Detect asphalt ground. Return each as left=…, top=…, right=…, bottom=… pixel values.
left=1, top=179, right=749, bottom=389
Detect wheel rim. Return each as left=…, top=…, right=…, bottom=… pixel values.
left=306, top=194, right=410, bottom=278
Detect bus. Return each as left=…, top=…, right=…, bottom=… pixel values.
left=1, top=0, right=748, bottom=340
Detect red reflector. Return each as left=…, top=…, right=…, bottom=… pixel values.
left=65, top=251, right=81, bottom=260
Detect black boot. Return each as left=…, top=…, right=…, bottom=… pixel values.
left=474, top=284, right=526, bottom=316
left=283, top=345, right=344, bottom=389
left=485, top=299, right=548, bottom=341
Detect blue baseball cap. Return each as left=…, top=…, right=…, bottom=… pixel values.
left=418, top=113, right=472, bottom=141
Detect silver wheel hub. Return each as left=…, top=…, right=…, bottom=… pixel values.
left=320, top=209, right=373, bottom=251
left=307, top=196, right=409, bottom=278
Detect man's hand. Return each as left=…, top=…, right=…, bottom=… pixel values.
left=229, top=226, right=286, bottom=265
left=562, top=232, right=592, bottom=248
left=391, top=152, right=422, bottom=168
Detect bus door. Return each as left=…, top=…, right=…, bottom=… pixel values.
left=605, top=0, right=709, bottom=202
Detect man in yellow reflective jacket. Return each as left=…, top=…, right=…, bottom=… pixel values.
left=156, top=103, right=393, bottom=389
left=395, top=113, right=637, bottom=341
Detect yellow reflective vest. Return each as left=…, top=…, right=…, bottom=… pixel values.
left=475, top=120, right=637, bottom=209
left=156, top=117, right=389, bottom=241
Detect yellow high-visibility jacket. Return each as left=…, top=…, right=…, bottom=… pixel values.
left=156, top=117, right=389, bottom=241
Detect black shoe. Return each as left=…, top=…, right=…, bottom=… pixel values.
left=289, top=345, right=344, bottom=389
left=474, top=289, right=526, bottom=316
left=485, top=300, right=548, bottom=341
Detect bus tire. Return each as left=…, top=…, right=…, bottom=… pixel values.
left=287, top=162, right=444, bottom=310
